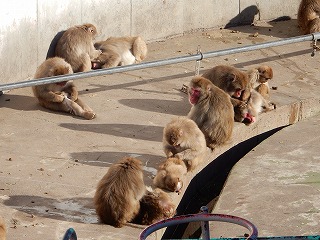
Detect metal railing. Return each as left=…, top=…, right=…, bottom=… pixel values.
left=0, top=33, right=319, bottom=92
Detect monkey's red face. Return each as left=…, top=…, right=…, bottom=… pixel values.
left=243, top=112, right=255, bottom=125
left=189, top=87, right=201, bottom=105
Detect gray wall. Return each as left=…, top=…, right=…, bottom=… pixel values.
left=0, top=0, right=300, bottom=85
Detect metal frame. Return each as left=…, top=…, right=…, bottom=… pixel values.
left=1, top=33, right=320, bottom=92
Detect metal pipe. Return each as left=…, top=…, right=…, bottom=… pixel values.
left=139, top=213, right=258, bottom=240
left=1, top=33, right=320, bottom=92
left=200, top=206, right=210, bottom=240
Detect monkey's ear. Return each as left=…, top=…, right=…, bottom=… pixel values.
left=206, top=85, right=212, bottom=92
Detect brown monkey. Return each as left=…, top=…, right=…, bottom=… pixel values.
left=247, top=65, right=273, bottom=100
left=297, top=0, right=320, bottom=34
left=132, top=188, right=176, bottom=225
left=94, top=157, right=146, bottom=228
left=92, top=36, right=147, bottom=69
left=32, top=57, right=96, bottom=120
left=153, top=157, right=187, bottom=194
left=202, top=65, right=249, bottom=104
left=55, top=23, right=101, bottom=72
left=234, top=89, right=274, bottom=125
left=0, top=216, right=6, bottom=240
left=163, top=116, right=207, bottom=171
left=187, top=76, right=234, bottom=149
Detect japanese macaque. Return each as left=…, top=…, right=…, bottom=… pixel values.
left=55, top=23, right=102, bottom=72
left=234, top=89, right=275, bottom=125
left=32, top=57, right=96, bottom=120
left=187, top=76, right=234, bottom=149
left=247, top=65, right=273, bottom=100
left=0, top=216, right=6, bottom=240
left=297, top=0, right=320, bottom=34
left=92, top=36, right=147, bottom=69
left=132, top=188, right=176, bottom=225
left=153, top=157, right=187, bottom=194
left=94, top=157, right=146, bottom=228
left=163, top=116, right=207, bottom=171
left=201, top=65, right=249, bottom=106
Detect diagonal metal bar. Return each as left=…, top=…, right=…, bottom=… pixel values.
left=0, top=33, right=320, bottom=92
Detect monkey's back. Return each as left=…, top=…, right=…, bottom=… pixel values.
left=189, top=84, right=234, bottom=147
left=297, top=0, right=320, bottom=34
left=55, top=26, right=92, bottom=71
left=94, top=157, right=145, bottom=227
left=202, top=65, right=248, bottom=95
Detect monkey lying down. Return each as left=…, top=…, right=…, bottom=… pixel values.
left=91, top=36, right=147, bottom=69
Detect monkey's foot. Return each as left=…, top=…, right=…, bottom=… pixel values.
left=83, top=111, right=96, bottom=120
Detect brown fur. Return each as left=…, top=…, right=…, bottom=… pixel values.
left=202, top=65, right=249, bottom=100
left=247, top=65, right=273, bottom=100
left=187, top=76, right=234, bottom=149
left=94, top=157, right=146, bottom=227
left=32, top=57, right=95, bottom=120
left=163, top=116, right=207, bottom=171
left=298, top=0, right=320, bottom=34
left=132, top=188, right=176, bottom=225
left=153, top=157, right=187, bottom=193
left=55, top=23, right=101, bottom=72
left=0, top=216, right=6, bottom=240
left=92, top=36, right=147, bottom=69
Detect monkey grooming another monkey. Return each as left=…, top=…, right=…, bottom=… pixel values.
left=298, top=0, right=320, bottom=34
left=132, top=188, right=176, bottom=225
left=94, top=157, right=146, bottom=228
left=55, top=23, right=101, bottom=72
left=163, top=116, right=207, bottom=171
left=32, top=57, right=96, bottom=120
left=92, top=36, right=147, bottom=69
left=153, top=157, right=187, bottom=194
left=187, top=76, right=234, bottom=149
left=202, top=65, right=249, bottom=106
left=0, top=216, right=6, bottom=240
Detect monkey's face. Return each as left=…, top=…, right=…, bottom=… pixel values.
left=258, top=66, right=273, bottom=83
left=234, top=104, right=255, bottom=125
left=188, top=87, right=201, bottom=105
left=226, top=73, right=248, bottom=98
left=165, top=176, right=183, bottom=193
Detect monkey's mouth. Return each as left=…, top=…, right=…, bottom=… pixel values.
left=242, top=113, right=255, bottom=125
left=91, top=61, right=102, bottom=69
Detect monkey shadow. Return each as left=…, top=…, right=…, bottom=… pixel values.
left=225, top=5, right=260, bottom=29
left=69, top=151, right=163, bottom=185
left=118, top=98, right=190, bottom=116
left=3, top=195, right=98, bottom=224
left=0, top=93, right=39, bottom=111
left=225, top=5, right=299, bottom=38
left=46, top=30, right=66, bottom=59
left=59, top=123, right=163, bottom=142
left=70, top=151, right=163, bottom=168
left=77, top=71, right=194, bottom=95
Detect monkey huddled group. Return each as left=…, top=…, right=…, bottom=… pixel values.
left=32, top=23, right=147, bottom=120
left=20, top=0, right=319, bottom=232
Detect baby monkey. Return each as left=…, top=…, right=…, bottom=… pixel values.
left=247, top=65, right=274, bottom=100
left=163, top=116, right=207, bottom=171
left=92, top=36, right=147, bottom=69
left=153, top=157, right=187, bottom=194
left=132, top=188, right=176, bottom=225
left=32, top=57, right=96, bottom=120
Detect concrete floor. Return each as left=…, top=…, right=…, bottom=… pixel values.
left=0, top=19, right=320, bottom=239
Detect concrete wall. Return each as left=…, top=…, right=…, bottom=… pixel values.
left=0, top=0, right=300, bottom=85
